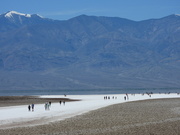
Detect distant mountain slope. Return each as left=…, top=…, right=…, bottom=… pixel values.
left=0, top=11, right=180, bottom=90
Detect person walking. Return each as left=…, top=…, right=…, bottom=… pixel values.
left=126, top=93, right=129, bottom=100
left=49, top=101, right=51, bottom=106
left=45, top=102, right=48, bottom=110
left=28, top=105, right=31, bottom=111
left=32, top=104, right=34, bottom=111
left=47, top=103, right=50, bottom=110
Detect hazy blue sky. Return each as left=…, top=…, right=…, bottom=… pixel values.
left=1, top=0, right=180, bottom=21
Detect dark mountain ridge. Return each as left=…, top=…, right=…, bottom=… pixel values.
left=0, top=11, right=180, bottom=90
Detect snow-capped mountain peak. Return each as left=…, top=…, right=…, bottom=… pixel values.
left=3, top=11, right=44, bottom=19
left=0, top=11, right=57, bottom=28
left=4, top=11, right=32, bottom=18
left=0, top=11, right=46, bottom=25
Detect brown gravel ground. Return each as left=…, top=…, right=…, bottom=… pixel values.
left=0, top=96, right=79, bottom=107
left=0, top=98, right=180, bottom=135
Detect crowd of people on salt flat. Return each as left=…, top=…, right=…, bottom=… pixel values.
left=27, top=92, right=179, bottom=112
left=28, top=100, right=66, bottom=112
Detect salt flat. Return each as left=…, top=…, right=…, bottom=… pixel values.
left=0, top=93, right=179, bottom=129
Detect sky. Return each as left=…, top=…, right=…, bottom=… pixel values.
left=0, top=0, right=180, bottom=21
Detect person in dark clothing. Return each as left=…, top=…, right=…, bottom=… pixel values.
left=28, top=105, right=31, bottom=111
left=59, top=101, right=62, bottom=105
left=49, top=101, right=51, bottom=107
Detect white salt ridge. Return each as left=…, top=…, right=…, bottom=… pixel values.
left=0, top=93, right=179, bottom=129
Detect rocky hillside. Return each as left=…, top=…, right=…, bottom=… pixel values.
left=0, top=11, right=180, bottom=90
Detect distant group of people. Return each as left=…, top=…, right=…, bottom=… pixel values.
left=103, top=94, right=130, bottom=101
left=28, top=100, right=67, bottom=112
left=104, top=94, right=130, bottom=101
left=45, top=102, right=51, bottom=110
left=104, top=96, right=117, bottom=100
left=59, top=100, right=65, bottom=105
left=28, top=104, right=34, bottom=112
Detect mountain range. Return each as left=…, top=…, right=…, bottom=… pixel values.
left=0, top=11, right=180, bottom=90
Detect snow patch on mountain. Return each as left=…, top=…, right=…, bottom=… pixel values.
left=3, top=11, right=44, bottom=19
left=4, top=11, right=32, bottom=18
